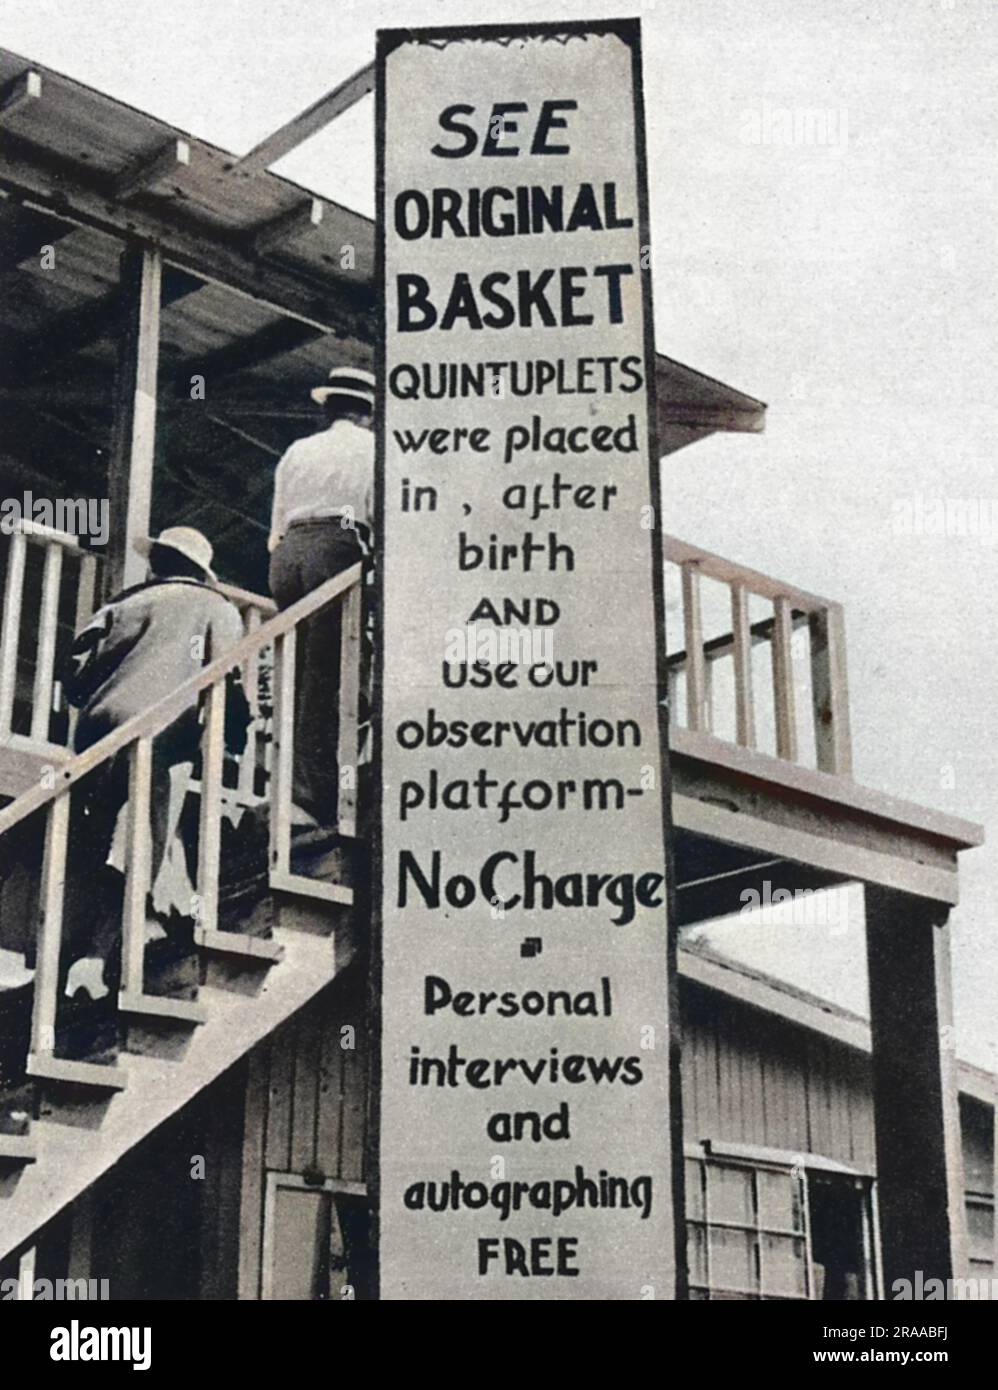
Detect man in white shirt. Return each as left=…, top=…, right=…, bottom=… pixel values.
left=268, top=366, right=374, bottom=829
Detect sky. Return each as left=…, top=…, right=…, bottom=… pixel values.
left=1, top=0, right=995, bottom=1064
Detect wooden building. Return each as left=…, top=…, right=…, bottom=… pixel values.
left=0, top=51, right=986, bottom=1299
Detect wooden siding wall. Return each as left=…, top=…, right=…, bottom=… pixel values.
left=69, top=1062, right=247, bottom=1300
left=238, top=962, right=369, bottom=1298
left=680, top=979, right=877, bottom=1171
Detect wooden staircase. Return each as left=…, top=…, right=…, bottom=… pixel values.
left=0, top=565, right=365, bottom=1262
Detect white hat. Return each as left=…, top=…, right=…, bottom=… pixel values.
left=311, top=365, right=375, bottom=409
left=134, top=525, right=216, bottom=581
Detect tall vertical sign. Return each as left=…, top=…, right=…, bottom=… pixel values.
left=375, top=19, right=678, bottom=1299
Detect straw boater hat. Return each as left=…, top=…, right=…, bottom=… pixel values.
left=133, top=525, right=216, bottom=581
left=311, top=365, right=375, bottom=409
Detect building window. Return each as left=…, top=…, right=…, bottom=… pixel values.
left=966, top=1192, right=994, bottom=1279
left=686, top=1145, right=878, bottom=1300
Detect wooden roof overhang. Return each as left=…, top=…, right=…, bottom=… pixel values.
left=0, top=47, right=766, bottom=454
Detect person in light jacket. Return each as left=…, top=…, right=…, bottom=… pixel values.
left=268, top=365, right=374, bottom=833
left=60, top=526, right=249, bottom=998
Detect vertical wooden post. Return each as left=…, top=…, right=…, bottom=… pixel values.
left=771, top=595, right=798, bottom=762
left=337, top=581, right=362, bottom=839
left=105, top=246, right=162, bottom=601
left=865, top=886, right=969, bottom=1290
left=0, top=528, right=27, bottom=737
left=681, top=561, right=707, bottom=732
left=270, top=631, right=295, bottom=877
left=29, top=792, right=71, bottom=1061
left=238, top=606, right=262, bottom=803
left=66, top=552, right=99, bottom=745
left=810, top=602, right=852, bottom=776
left=196, top=682, right=226, bottom=937
left=730, top=582, right=756, bottom=749
left=120, top=736, right=153, bottom=998
left=29, top=541, right=63, bottom=743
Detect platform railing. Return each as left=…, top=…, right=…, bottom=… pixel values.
left=663, top=535, right=852, bottom=777
left=0, top=521, right=97, bottom=751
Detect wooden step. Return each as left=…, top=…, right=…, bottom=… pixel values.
left=195, top=928, right=284, bottom=963
left=27, top=1053, right=126, bottom=1092
left=118, top=992, right=208, bottom=1025
left=0, top=1132, right=36, bottom=1165
left=270, top=868, right=353, bottom=907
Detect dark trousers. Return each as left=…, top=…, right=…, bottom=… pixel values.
left=269, top=519, right=363, bottom=825
left=64, top=712, right=200, bottom=964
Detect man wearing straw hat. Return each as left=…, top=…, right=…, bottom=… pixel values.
left=268, top=365, right=374, bottom=834
left=59, top=525, right=249, bottom=1000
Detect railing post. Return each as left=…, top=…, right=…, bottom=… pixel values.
left=120, top=737, right=153, bottom=998
left=30, top=541, right=64, bottom=743
left=681, top=561, right=708, bottom=732
left=237, top=605, right=262, bottom=803
left=771, top=595, right=798, bottom=762
left=337, top=581, right=362, bottom=839
left=66, top=552, right=99, bottom=746
left=0, top=529, right=27, bottom=738
left=810, top=603, right=852, bottom=777
left=270, top=630, right=295, bottom=877
left=196, top=682, right=226, bottom=936
left=730, top=583, right=756, bottom=749
left=30, top=792, right=71, bottom=1061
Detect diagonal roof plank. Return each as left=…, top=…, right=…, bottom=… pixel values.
left=235, top=64, right=375, bottom=176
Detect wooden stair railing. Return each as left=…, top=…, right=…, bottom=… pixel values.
left=0, top=562, right=363, bottom=1091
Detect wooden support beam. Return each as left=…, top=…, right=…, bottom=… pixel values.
left=250, top=197, right=324, bottom=257
left=235, top=64, right=375, bottom=175
left=105, top=247, right=161, bottom=597
left=0, top=204, right=76, bottom=273
left=165, top=315, right=325, bottom=395
left=0, top=70, right=41, bottom=122
left=114, top=137, right=190, bottom=201
left=865, top=887, right=969, bottom=1288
